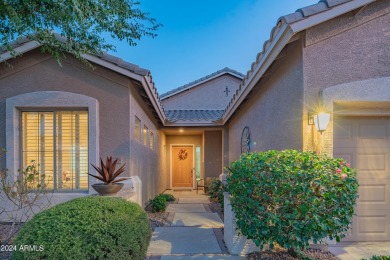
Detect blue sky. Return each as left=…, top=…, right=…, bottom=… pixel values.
left=107, top=0, right=317, bottom=94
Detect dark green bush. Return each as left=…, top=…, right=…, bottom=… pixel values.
left=13, top=196, right=151, bottom=260
left=363, top=256, right=390, bottom=260
left=208, top=178, right=225, bottom=208
left=149, top=195, right=167, bottom=212
left=227, top=150, right=358, bottom=251
left=158, top=193, right=175, bottom=202
left=148, top=193, right=176, bottom=212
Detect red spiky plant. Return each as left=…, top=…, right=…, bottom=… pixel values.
left=89, top=156, right=127, bottom=184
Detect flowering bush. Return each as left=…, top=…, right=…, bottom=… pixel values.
left=227, top=150, right=358, bottom=252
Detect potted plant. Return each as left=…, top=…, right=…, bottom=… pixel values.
left=89, top=156, right=127, bottom=196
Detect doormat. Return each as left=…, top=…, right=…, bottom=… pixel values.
left=172, top=189, right=193, bottom=192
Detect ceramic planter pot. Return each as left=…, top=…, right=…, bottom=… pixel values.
left=92, top=183, right=124, bottom=196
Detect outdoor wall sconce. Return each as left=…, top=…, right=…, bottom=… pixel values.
left=308, top=112, right=330, bottom=134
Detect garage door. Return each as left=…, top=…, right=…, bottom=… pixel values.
left=334, top=117, right=390, bottom=241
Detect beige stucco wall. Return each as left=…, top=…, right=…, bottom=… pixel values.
left=128, top=82, right=165, bottom=203
left=204, top=130, right=222, bottom=178
left=302, top=0, right=390, bottom=154
left=227, top=40, right=304, bottom=162
left=162, top=74, right=242, bottom=110
left=165, top=135, right=202, bottom=188
left=0, top=50, right=164, bottom=205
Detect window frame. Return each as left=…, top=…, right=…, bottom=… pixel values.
left=150, top=131, right=154, bottom=149
left=143, top=125, right=148, bottom=146
left=134, top=116, right=141, bottom=142
left=20, top=110, right=89, bottom=192
left=6, top=91, right=99, bottom=195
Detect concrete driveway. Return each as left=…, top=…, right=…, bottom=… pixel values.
left=328, top=242, right=390, bottom=259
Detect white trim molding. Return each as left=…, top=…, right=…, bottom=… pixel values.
left=6, top=91, right=100, bottom=194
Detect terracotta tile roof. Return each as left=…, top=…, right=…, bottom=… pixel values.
left=93, top=52, right=150, bottom=76
left=165, top=110, right=224, bottom=122
left=1, top=34, right=150, bottom=76
left=281, top=0, right=352, bottom=24
left=1, top=33, right=167, bottom=123
left=160, top=67, right=244, bottom=99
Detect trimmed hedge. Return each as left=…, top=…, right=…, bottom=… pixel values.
left=227, top=150, right=359, bottom=251
left=13, top=196, right=151, bottom=260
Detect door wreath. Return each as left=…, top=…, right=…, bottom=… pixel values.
left=178, top=149, right=188, bottom=160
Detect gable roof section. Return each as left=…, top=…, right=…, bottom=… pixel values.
left=222, top=0, right=376, bottom=123
left=0, top=34, right=167, bottom=124
left=166, top=110, right=224, bottom=122
left=164, top=110, right=224, bottom=126
left=160, top=67, right=244, bottom=100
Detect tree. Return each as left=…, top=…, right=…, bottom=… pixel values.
left=0, top=0, right=160, bottom=65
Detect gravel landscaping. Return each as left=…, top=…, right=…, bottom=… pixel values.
left=147, top=212, right=171, bottom=231
left=145, top=198, right=175, bottom=230
left=208, top=200, right=224, bottom=221
left=247, top=246, right=339, bottom=260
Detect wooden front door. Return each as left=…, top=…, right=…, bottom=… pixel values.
left=172, top=146, right=194, bottom=188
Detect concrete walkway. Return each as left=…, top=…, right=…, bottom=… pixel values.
left=329, top=241, right=390, bottom=260
left=147, top=190, right=390, bottom=259
left=147, top=190, right=245, bottom=260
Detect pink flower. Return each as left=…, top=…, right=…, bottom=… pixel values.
left=339, top=161, right=344, bottom=166
left=336, top=168, right=342, bottom=174
left=346, top=163, right=350, bottom=167
left=341, top=173, right=348, bottom=180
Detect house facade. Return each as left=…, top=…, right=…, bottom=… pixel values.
left=225, top=0, right=390, bottom=242
left=0, top=0, right=389, bottom=242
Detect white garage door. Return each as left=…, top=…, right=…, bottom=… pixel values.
left=334, top=117, right=390, bottom=241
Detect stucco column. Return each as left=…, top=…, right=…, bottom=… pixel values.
left=224, top=192, right=260, bottom=255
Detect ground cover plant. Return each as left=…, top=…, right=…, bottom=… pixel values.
left=13, top=196, right=150, bottom=260
left=148, top=193, right=176, bottom=213
left=362, top=257, right=390, bottom=260
left=227, top=150, right=358, bottom=257
left=158, top=193, right=175, bottom=202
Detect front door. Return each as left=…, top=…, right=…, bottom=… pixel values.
left=172, top=145, right=194, bottom=188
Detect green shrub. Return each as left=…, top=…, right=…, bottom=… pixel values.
left=148, top=193, right=176, bottom=212
left=158, top=193, right=175, bottom=202
left=208, top=178, right=226, bottom=208
left=149, top=195, right=167, bottom=212
left=362, top=256, right=390, bottom=260
left=227, top=150, right=358, bottom=251
left=13, top=196, right=151, bottom=260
